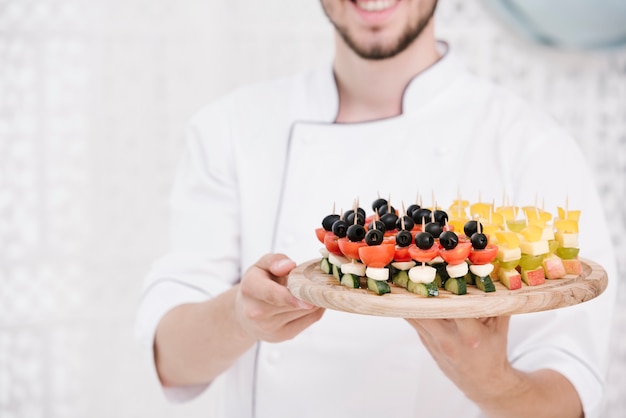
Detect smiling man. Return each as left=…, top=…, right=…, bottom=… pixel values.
left=136, top=1, right=616, bottom=417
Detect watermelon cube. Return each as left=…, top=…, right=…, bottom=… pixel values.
left=521, top=266, right=546, bottom=286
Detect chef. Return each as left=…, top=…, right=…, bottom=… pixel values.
left=135, top=1, right=617, bottom=417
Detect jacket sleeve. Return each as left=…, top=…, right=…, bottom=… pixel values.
left=134, top=97, right=241, bottom=401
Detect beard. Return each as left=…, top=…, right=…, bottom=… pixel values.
left=325, top=1, right=438, bottom=60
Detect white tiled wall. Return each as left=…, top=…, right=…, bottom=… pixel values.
left=0, top=1, right=624, bottom=417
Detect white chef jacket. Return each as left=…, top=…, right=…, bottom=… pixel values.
left=136, top=43, right=617, bottom=418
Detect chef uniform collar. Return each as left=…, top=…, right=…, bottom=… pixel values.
left=310, top=41, right=461, bottom=123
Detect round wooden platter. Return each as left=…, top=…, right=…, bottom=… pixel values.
left=287, top=258, right=608, bottom=318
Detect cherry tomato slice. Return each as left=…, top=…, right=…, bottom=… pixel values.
left=337, top=238, right=367, bottom=261
left=408, top=244, right=439, bottom=263
left=358, top=243, right=395, bottom=268
left=315, top=227, right=327, bottom=244
left=468, top=245, right=498, bottom=265
left=393, top=246, right=412, bottom=262
left=365, top=214, right=377, bottom=227
left=323, top=233, right=343, bottom=256
left=439, top=241, right=472, bottom=265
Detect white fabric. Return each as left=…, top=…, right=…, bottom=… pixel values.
left=135, top=44, right=617, bottom=418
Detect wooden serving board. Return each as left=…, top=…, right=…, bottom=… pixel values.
left=287, top=258, right=608, bottom=318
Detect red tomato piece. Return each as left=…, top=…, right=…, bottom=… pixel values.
left=323, top=233, right=343, bottom=256
left=358, top=243, right=395, bottom=268
left=439, top=242, right=472, bottom=265
left=315, top=227, right=327, bottom=244
left=408, top=244, right=439, bottom=263
left=338, top=238, right=367, bottom=261
left=393, top=246, right=412, bottom=262
left=468, top=245, right=498, bottom=265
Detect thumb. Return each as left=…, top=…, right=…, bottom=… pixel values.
left=256, top=253, right=296, bottom=278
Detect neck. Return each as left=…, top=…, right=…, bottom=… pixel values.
left=333, top=21, right=439, bottom=123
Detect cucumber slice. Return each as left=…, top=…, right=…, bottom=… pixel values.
left=431, top=262, right=449, bottom=288
left=320, top=258, right=332, bottom=275
left=465, top=271, right=475, bottom=285
left=444, top=277, right=467, bottom=295
left=367, top=278, right=391, bottom=295
left=332, top=264, right=343, bottom=281
left=340, top=273, right=361, bottom=289
left=391, top=270, right=410, bottom=288
left=407, top=281, right=439, bottom=297
left=474, top=274, right=496, bottom=292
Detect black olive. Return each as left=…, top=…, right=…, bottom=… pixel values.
left=406, top=204, right=420, bottom=218
left=396, top=230, right=412, bottom=247
left=425, top=222, right=443, bottom=238
left=439, top=231, right=459, bottom=250
left=371, top=198, right=387, bottom=212
left=345, top=211, right=365, bottom=226
left=322, top=214, right=340, bottom=231
left=433, top=209, right=448, bottom=226
left=332, top=219, right=348, bottom=238
left=395, top=215, right=415, bottom=231
left=471, top=232, right=488, bottom=250
left=368, top=220, right=386, bottom=233
left=378, top=205, right=396, bottom=216
left=411, top=208, right=432, bottom=225
left=463, top=220, right=483, bottom=238
left=365, top=229, right=384, bottom=246
left=347, top=224, right=366, bottom=242
left=415, top=231, right=434, bottom=250
left=380, top=212, right=399, bottom=231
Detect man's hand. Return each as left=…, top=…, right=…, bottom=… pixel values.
left=406, top=317, right=514, bottom=402
left=235, top=253, right=325, bottom=343
left=406, top=317, right=583, bottom=418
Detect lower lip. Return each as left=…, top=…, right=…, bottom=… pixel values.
left=350, top=0, right=401, bottom=25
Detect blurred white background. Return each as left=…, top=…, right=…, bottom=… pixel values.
left=0, top=0, right=624, bottom=417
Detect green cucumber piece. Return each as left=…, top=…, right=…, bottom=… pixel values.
left=366, top=278, right=391, bottom=295
left=320, top=258, right=332, bottom=275
left=465, top=271, right=475, bottom=285
left=474, top=274, right=496, bottom=292
left=407, top=281, right=439, bottom=297
left=332, top=264, right=343, bottom=281
left=431, top=262, right=449, bottom=288
left=340, top=273, right=361, bottom=289
left=391, top=270, right=410, bottom=288
left=444, top=277, right=467, bottom=295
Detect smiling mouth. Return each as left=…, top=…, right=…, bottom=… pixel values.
left=352, top=0, right=398, bottom=12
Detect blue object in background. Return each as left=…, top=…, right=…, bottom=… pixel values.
left=484, top=0, right=626, bottom=49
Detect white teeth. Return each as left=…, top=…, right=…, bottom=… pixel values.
left=356, top=0, right=396, bottom=12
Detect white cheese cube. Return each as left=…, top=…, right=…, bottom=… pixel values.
left=497, top=246, right=522, bottom=262
left=408, top=265, right=437, bottom=284
left=469, top=263, right=494, bottom=277
left=341, top=261, right=366, bottom=277
left=556, top=232, right=579, bottom=249
left=520, top=240, right=549, bottom=256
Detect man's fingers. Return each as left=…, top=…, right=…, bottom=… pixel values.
left=242, top=272, right=310, bottom=309
left=253, top=253, right=296, bottom=280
